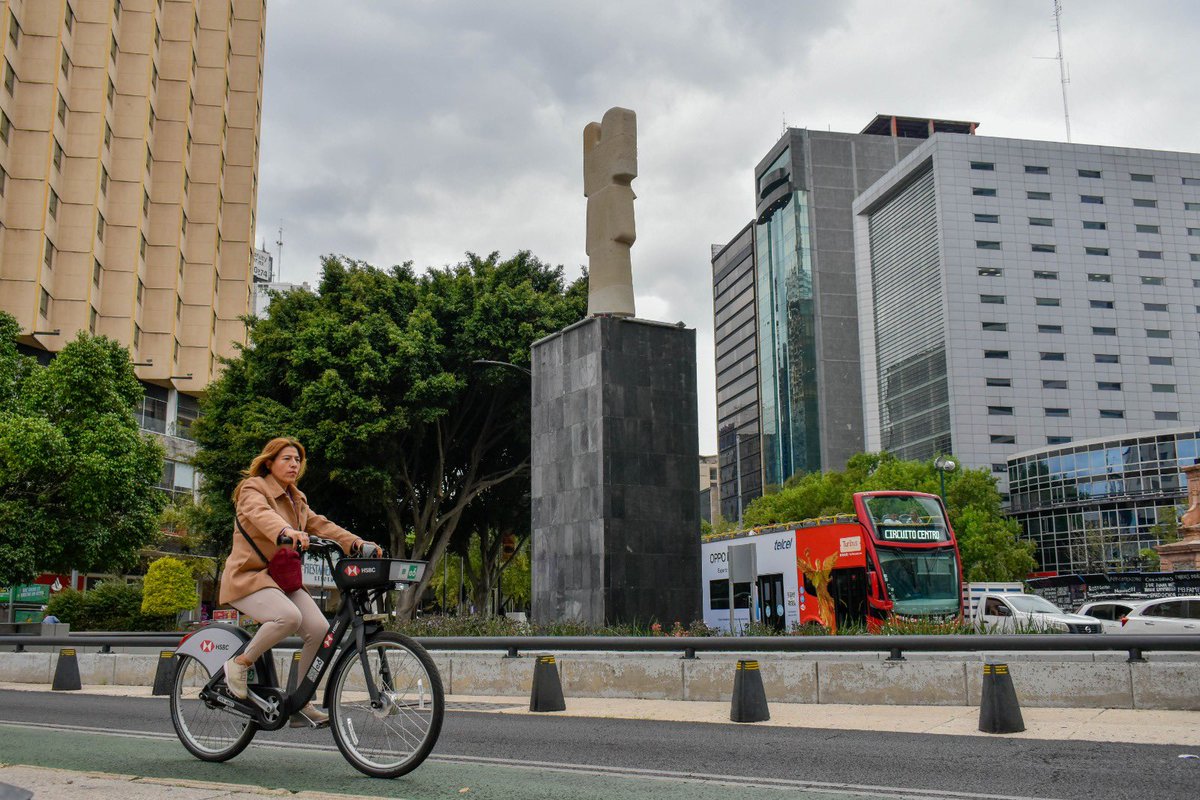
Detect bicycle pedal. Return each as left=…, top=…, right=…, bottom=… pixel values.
left=362, top=613, right=388, bottom=622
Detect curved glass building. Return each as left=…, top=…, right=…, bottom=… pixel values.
left=1007, top=428, right=1200, bottom=574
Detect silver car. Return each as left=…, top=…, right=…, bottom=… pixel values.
left=1112, top=596, right=1200, bottom=634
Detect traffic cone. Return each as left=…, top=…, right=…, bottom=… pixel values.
left=152, top=650, right=176, bottom=695
left=286, top=650, right=303, bottom=692
left=730, top=659, right=770, bottom=723
left=529, top=655, right=566, bottom=712
left=52, top=648, right=81, bottom=691
left=979, top=662, right=1025, bottom=734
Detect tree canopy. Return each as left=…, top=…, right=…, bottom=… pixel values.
left=741, top=452, right=1037, bottom=581
left=191, top=251, right=586, bottom=613
left=0, top=313, right=165, bottom=586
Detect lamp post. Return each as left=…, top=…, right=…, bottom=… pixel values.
left=934, top=455, right=957, bottom=503
left=472, top=359, right=531, bottom=377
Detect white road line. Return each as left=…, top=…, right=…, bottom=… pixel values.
left=0, top=720, right=1063, bottom=800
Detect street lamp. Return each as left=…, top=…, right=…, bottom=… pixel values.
left=934, top=455, right=957, bottom=502
left=472, top=359, right=531, bottom=377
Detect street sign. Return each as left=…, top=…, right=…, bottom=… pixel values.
left=0, top=584, right=50, bottom=604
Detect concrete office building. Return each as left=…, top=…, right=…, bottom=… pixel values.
left=854, top=134, right=1200, bottom=496
left=711, top=116, right=976, bottom=518
left=1, top=0, right=267, bottom=393
left=1007, top=428, right=1199, bottom=574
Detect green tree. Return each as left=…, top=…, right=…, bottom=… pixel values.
left=141, top=556, right=199, bottom=617
left=742, top=452, right=1036, bottom=580
left=0, top=314, right=165, bottom=586
left=192, top=252, right=586, bottom=616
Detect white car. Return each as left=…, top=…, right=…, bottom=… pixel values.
left=1075, top=599, right=1139, bottom=633
left=975, top=592, right=1104, bottom=634
left=1113, top=596, right=1200, bottom=634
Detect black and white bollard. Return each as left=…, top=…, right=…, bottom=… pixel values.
left=529, top=655, right=566, bottom=712
left=52, top=648, right=81, bottom=691
left=152, top=650, right=176, bottom=695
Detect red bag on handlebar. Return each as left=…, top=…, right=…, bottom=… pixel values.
left=237, top=518, right=305, bottom=593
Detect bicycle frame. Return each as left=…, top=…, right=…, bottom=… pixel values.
left=191, top=549, right=393, bottom=731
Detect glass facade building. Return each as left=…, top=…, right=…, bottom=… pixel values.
left=1008, top=429, right=1199, bottom=574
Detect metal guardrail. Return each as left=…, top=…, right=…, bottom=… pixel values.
left=2, top=632, right=1198, bottom=663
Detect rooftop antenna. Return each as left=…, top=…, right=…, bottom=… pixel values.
left=781, top=113, right=787, bottom=137
left=1052, top=0, right=1071, bottom=142
left=274, top=223, right=284, bottom=283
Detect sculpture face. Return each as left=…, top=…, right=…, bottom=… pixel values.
left=583, top=107, right=637, bottom=318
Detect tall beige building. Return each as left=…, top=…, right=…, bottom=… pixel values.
left=0, top=0, right=265, bottom=392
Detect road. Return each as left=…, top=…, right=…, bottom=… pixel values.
left=0, top=690, right=1196, bottom=799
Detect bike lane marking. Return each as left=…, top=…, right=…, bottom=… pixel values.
left=0, top=721, right=1061, bottom=800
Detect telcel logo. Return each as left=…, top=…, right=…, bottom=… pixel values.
left=774, top=539, right=792, bottom=551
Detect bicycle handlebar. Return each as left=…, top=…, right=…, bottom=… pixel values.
left=277, top=534, right=384, bottom=558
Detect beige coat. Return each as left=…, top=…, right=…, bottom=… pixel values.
left=218, top=474, right=361, bottom=605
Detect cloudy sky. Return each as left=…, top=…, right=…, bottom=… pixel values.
left=254, top=0, right=1200, bottom=454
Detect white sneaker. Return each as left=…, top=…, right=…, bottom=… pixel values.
left=224, top=658, right=249, bottom=699
left=289, top=702, right=330, bottom=729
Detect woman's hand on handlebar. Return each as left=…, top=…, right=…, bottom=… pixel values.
left=277, top=530, right=310, bottom=550
left=355, top=540, right=383, bottom=558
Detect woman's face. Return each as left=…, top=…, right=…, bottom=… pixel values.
left=269, top=446, right=302, bottom=487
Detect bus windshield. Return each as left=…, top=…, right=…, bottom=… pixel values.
left=875, top=547, right=961, bottom=616
left=863, top=494, right=951, bottom=544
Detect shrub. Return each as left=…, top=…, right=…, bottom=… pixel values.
left=46, top=582, right=176, bottom=631
left=141, top=556, right=198, bottom=617
left=44, top=588, right=86, bottom=625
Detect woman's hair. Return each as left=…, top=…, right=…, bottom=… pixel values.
left=233, top=437, right=306, bottom=501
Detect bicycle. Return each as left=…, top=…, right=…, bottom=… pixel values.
left=170, top=537, right=444, bottom=778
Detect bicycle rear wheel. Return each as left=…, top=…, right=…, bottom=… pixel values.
left=328, top=632, right=444, bottom=778
left=170, top=654, right=257, bottom=761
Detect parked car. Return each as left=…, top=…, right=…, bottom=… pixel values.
left=972, top=592, right=1103, bottom=634
left=1114, top=596, right=1200, bottom=634
left=1076, top=599, right=1139, bottom=632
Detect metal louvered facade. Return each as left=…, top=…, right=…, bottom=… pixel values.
left=866, top=166, right=951, bottom=461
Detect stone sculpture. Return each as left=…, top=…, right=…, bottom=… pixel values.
left=583, top=107, right=637, bottom=317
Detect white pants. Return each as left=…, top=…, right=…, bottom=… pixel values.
left=231, top=587, right=328, bottom=677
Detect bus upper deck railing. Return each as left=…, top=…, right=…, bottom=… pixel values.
left=1, top=632, right=1197, bottom=663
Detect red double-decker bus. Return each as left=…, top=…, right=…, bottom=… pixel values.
left=701, top=491, right=963, bottom=633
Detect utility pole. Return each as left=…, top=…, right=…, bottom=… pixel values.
left=274, top=223, right=284, bottom=283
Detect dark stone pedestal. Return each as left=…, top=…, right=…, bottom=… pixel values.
left=530, top=316, right=701, bottom=626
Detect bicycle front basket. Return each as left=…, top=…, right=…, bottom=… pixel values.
left=335, top=558, right=426, bottom=589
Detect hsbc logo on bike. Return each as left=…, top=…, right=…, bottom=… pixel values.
left=323, top=632, right=334, bottom=649
left=345, top=564, right=360, bottom=577
left=200, top=640, right=214, bottom=653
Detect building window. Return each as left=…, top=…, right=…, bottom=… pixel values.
left=1047, top=436, right=1072, bottom=445
left=1078, top=168, right=1102, bottom=179
left=1045, top=408, right=1070, bottom=417
left=990, top=435, right=1017, bottom=446
left=1029, top=217, right=1053, bottom=227
left=1133, top=198, right=1157, bottom=208
left=61, top=48, right=71, bottom=78
left=1082, top=220, right=1107, bottom=230
left=1136, top=223, right=1160, bottom=234
left=96, top=214, right=105, bottom=242
left=1097, top=381, right=1121, bottom=391
left=975, top=213, right=999, bottom=223
left=1092, top=326, right=1117, bottom=336
left=3, top=59, right=14, bottom=96
left=970, top=160, right=996, bottom=171
left=53, top=139, right=64, bottom=171
left=48, top=190, right=58, bottom=219
left=980, top=294, right=1005, bottom=304
left=1095, top=353, right=1119, bottom=364
left=1155, top=411, right=1180, bottom=421
left=133, top=325, right=141, bottom=349
left=1152, top=383, right=1176, bottom=393
left=1025, top=165, right=1049, bottom=174
left=1130, top=173, right=1153, bottom=182
left=991, top=464, right=1006, bottom=473
left=1189, top=228, right=1200, bottom=237
left=66, top=4, right=74, bottom=33
left=136, top=279, right=144, bottom=305
left=43, top=238, right=55, bottom=268
left=988, top=406, right=1014, bottom=416
left=8, top=12, right=19, bottom=47
left=986, top=377, right=1011, bottom=387
left=972, top=187, right=997, bottom=197
left=1027, top=191, right=1052, bottom=200
left=93, top=259, right=101, bottom=286
left=1099, top=409, right=1125, bottom=419
left=1040, top=352, right=1065, bottom=361
left=104, top=123, right=112, bottom=150
left=57, top=94, right=67, bottom=125
left=1085, top=246, right=1109, bottom=256
left=1080, top=194, right=1104, bottom=204
left=1144, top=302, right=1168, bottom=312
left=977, top=267, right=1002, bottom=277
left=982, top=321, right=1007, bottom=331
left=1147, top=329, right=1171, bottom=339
left=140, top=234, right=147, bottom=260
left=976, top=240, right=1001, bottom=250
left=1088, top=273, right=1112, bottom=283
left=1138, top=250, right=1163, bottom=259
left=89, top=307, right=97, bottom=334
left=1038, top=324, right=1063, bottom=334
left=111, top=34, right=118, bottom=63
left=1149, top=355, right=1173, bottom=366
left=39, top=288, right=50, bottom=317
left=984, top=350, right=1009, bottom=359
left=1035, top=297, right=1060, bottom=306
left=1042, top=379, right=1068, bottom=389
left=1141, top=276, right=1165, bottom=285
left=1183, top=177, right=1200, bottom=186
left=1031, top=244, right=1056, bottom=253
left=1033, top=270, right=1058, bottom=279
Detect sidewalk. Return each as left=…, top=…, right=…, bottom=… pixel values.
left=0, top=765, right=366, bottom=800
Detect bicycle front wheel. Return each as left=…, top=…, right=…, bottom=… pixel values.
left=328, top=632, right=445, bottom=778
left=170, top=654, right=257, bottom=761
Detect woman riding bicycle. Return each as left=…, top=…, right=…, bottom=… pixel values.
left=218, top=437, right=379, bottom=728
